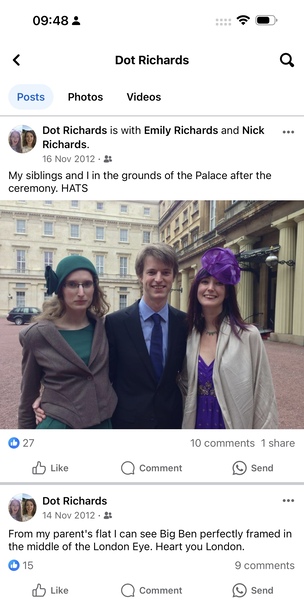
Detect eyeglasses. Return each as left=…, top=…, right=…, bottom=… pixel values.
left=63, top=281, right=94, bottom=290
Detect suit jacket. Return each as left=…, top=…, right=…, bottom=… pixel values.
left=105, top=301, right=187, bottom=428
left=179, top=319, right=278, bottom=429
left=18, top=314, right=117, bottom=429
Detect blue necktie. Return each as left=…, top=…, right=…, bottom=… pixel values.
left=150, top=313, right=163, bottom=381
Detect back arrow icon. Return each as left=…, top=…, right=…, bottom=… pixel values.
left=13, top=54, right=20, bottom=66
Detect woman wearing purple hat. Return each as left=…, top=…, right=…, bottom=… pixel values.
left=179, top=247, right=278, bottom=429
left=18, top=255, right=117, bottom=429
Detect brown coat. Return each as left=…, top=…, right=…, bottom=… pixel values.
left=18, top=314, right=117, bottom=429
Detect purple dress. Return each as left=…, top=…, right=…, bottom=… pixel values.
left=195, top=356, right=226, bottom=429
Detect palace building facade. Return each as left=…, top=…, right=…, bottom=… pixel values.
left=0, top=200, right=159, bottom=315
left=159, top=200, right=304, bottom=345
left=1, top=199, right=303, bottom=344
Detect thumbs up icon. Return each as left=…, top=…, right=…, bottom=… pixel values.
left=32, top=461, right=46, bottom=475
left=32, top=584, right=46, bottom=597
left=8, top=437, right=20, bottom=449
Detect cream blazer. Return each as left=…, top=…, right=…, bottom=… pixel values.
left=179, top=320, right=278, bottom=429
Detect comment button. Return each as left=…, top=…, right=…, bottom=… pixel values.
left=9, top=85, right=53, bottom=109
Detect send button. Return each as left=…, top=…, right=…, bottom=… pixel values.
left=9, top=85, right=53, bottom=109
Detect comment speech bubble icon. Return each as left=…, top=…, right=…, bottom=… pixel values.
left=121, top=461, right=135, bottom=475
left=121, top=583, right=135, bottom=597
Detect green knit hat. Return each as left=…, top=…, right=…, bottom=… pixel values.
left=45, top=256, right=98, bottom=295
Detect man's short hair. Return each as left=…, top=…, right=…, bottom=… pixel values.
left=135, top=243, right=179, bottom=279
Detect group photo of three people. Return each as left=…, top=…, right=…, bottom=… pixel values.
left=18, top=243, right=278, bottom=430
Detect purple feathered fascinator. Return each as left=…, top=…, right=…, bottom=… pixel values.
left=200, top=247, right=241, bottom=285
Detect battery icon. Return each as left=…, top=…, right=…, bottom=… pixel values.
left=256, top=15, right=278, bottom=25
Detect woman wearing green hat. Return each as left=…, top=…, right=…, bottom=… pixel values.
left=18, top=255, right=117, bottom=429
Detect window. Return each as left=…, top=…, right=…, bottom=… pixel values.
left=174, top=218, right=180, bottom=231
left=191, top=228, right=199, bottom=243
left=96, top=202, right=104, bottom=210
left=71, top=200, right=79, bottom=208
left=16, top=219, right=26, bottom=234
left=16, top=291, right=25, bottom=307
left=96, top=255, right=104, bottom=276
left=16, top=282, right=25, bottom=288
left=119, top=294, right=127, bottom=309
left=44, top=200, right=53, bottom=205
left=44, top=221, right=53, bottom=236
left=120, top=257, right=128, bottom=277
left=173, top=242, right=180, bottom=252
left=181, top=235, right=188, bottom=249
left=120, top=204, right=128, bottom=214
left=182, top=209, right=188, bottom=224
left=119, top=229, right=128, bottom=243
left=44, top=251, right=53, bottom=268
left=96, top=226, right=105, bottom=240
left=166, top=225, right=171, bottom=238
left=143, top=231, right=150, bottom=244
left=70, top=224, right=80, bottom=238
left=210, top=201, right=216, bottom=230
left=143, top=207, right=150, bottom=216
left=161, top=230, right=165, bottom=242
left=16, top=250, right=26, bottom=272
left=192, top=200, right=199, bottom=215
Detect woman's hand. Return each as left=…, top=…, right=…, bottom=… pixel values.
left=32, top=398, right=46, bottom=425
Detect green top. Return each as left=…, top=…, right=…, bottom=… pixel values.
left=58, top=322, right=95, bottom=365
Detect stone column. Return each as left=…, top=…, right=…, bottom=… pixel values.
left=237, top=237, right=257, bottom=322
left=225, top=243, right=240, bottom=255
left=191, top=263, right=198, bottom=276
left=170, top=279, right=179, bottom=309
left=274, top=221, right=296, bottom=334
left=180, top=270, right=189, bottom=312
left=224, top=241, right=241, bottom=313
left=258, top=263, right=269, bottom=329
left=292, top=215, right=304, bottom=337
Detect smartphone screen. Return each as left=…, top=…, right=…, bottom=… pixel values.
left=1, top=1, right=303, bottom=597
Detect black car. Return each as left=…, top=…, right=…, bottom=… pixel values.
left=7, top=307, right=41, bottom=325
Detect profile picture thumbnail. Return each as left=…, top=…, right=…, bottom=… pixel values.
left=8, top=125, right=37, bottom=154
left=8, top=493, right=37, bottom=522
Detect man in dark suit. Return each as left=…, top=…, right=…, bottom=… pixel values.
left=105, top=243, right=187, bottom=429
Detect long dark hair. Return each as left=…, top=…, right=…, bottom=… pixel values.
left=187, top=269, right=249, bottom=338
left=23, top=129, right=37, bottom=148
left=23, top=498, right=37, bottom=517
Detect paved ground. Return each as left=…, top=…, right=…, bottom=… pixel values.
left=0, top=318, right=303, bottom=429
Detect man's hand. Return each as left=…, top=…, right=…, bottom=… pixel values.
left=32, top=398, right=46, bottom=425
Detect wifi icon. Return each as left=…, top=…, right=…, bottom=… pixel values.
left=237, top=15, right=250, bottom=25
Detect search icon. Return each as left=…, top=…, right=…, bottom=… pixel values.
left=280, top=53, right=294, bottom=67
